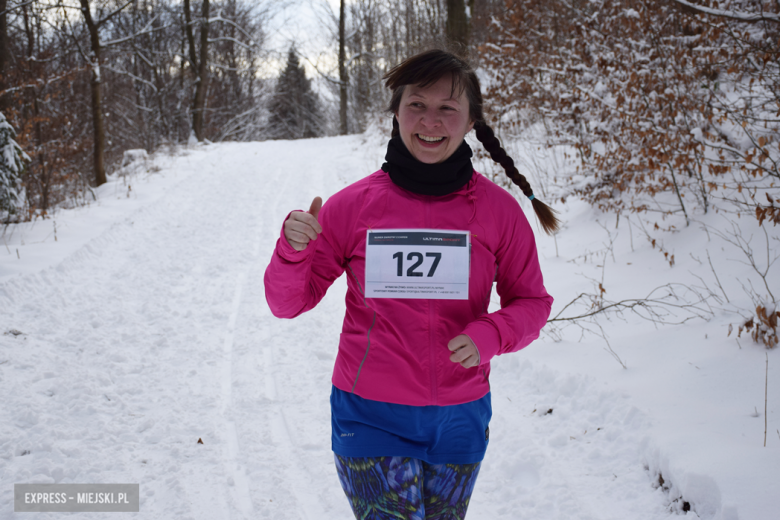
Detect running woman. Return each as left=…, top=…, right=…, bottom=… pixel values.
left=265, top=49, right=559, bottom=520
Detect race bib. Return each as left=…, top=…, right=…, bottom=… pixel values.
left=364, top=229, right=470, bottom=300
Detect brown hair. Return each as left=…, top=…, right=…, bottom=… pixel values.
left=384, top=49, right=561, bottom=235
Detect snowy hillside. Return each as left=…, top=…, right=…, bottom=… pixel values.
left=1, top=136, right=777, bottom=520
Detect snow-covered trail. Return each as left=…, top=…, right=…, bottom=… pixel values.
left=2, top=137, right=693, bottom=519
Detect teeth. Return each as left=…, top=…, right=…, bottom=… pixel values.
left=418, top=134, right=444, bottom=142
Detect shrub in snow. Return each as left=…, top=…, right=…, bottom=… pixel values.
left=482, top=1, right=779, bottom=226
left=122, top=149, right=149, bottom=168
left=0, top=112, right=30, bottom=223
left=732, top=303, right=779, bottom=349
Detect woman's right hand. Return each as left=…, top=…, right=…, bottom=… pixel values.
left=284, top=196, right=323, bottom=251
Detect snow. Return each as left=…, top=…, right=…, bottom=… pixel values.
left=1, top=134, right=778, bottom=519
left=121, top=150, right=149, bottom=168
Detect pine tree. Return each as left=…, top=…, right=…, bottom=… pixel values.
left=0, top=112, right=30, bottom=223
left=267, top=48, right=323, bottom=140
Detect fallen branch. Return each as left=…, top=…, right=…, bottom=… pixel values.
left=544, top=282, right=713, bottom=369
left=548, top=283, right=713, bottom=325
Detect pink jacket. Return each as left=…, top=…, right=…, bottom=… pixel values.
left=264, top=170, right=553, bottom=407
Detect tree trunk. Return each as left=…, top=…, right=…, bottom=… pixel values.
left=446, top=0, right=468, bottom=50
left=186, top=0, right=210, bottom=142
left=339, top=0, right=348, bottom=135
left=32, top=93, right=50, bottom=212
left=0, top=0, right=8, bottom=113
left=79, top=0, right=107, bottom=186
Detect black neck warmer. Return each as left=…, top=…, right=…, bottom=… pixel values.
left=381, top=135, right=474, bottom=196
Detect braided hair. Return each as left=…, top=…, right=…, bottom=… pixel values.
left=384, top=49, right=561, bottom=235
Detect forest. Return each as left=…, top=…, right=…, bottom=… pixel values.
left=1, top=3, right=779, bottom=517
left=1, top=0, right=778, bottom=258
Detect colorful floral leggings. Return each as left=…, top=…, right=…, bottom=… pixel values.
left=334, top=455, right=481, bottom=520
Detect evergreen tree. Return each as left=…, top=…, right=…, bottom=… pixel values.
left=0, top=112, right=29, bottom=223
left=268, top=48, right=323, bottom=139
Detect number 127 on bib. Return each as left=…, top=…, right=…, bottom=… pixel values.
left=364, top=230, right=470, bottom=300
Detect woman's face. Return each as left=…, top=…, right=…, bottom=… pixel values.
left=395, top=75, right=474, bottom=164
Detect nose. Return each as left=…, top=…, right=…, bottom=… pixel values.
left=420, top=107, right=441, bottom=128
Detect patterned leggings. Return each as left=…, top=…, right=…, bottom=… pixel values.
left=334, top=455, right=481, bottom=520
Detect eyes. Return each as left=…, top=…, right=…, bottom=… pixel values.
left=408, top=102, right=457, bottom=112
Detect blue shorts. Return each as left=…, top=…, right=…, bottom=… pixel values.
left=330, top=385, right=492, bottom=465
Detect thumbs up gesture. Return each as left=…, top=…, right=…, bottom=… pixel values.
left=284, top=196, right=323, bottom=251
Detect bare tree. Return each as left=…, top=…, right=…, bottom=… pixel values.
left=75, top=0, right=148, bottom=186
left=313, top=0, right=450, bottom=134
left=183, top=0, right=209, bottom=142
left=205, top=0, right=268, bottom=141
left=1, top=0, right=93, bottom=215
left=446, top=0, right=467, bottom=49
left=1, top=0, right=270, bottom=219
left=0, top=0, right=9, bottom=113
left=338, top=0, right=347, bottom=134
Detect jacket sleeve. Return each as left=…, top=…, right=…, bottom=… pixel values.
left=263, top=203, right=348, bottom=319
left=461, top=199, right=553, bottom=365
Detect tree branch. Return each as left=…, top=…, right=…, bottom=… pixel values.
left=183, top=0, right=199, bottom=71
left=95, top=0, right=134, bottom=28
left=207, top=36, right=254, bottom=50
left=101, top=17, right=171, bottom=47
left=671, top=0, right=780, bottom=24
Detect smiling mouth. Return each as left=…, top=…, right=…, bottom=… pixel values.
left=417, top=134, right=445, bottom=143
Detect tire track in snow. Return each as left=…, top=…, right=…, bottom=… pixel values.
left=262, top=346, right=324, bottom=520
left=219, top=165, right=328, bottom=520
left=221, top=269, right=255, bottom=520
left=242, top=145, right=374, bottom=519
left=255, top=169, right=326, bottom=519
left=217, top=154, right=292, bottom=519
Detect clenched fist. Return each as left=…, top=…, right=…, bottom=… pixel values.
left=448, top=335, right=480, bottom=368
